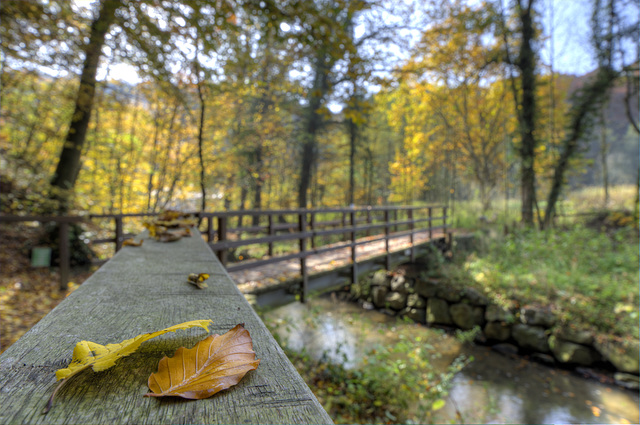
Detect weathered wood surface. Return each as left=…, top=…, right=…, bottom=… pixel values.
left=0, top=230, right=333, bottom=424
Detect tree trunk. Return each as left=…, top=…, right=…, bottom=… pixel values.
left=599, top=107, right=609, bottom=206
left=237, top=185, right=247, bottom=228
left=542, top=67, right=618, bottom=227
left=196, top=76, right=207, bottom=214
left=516, top=0, right=537, bottom=226
left=298, top=50, right=331, bottom=209
left=542, top=0, right=621, bottom=227
left=348, top=115, right=357, bottom=206
left=50, top=0, right=120, bottom=208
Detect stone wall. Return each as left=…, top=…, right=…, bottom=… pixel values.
left=352, top=268, right=639, bottom=390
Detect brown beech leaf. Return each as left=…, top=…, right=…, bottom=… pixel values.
left=145, top=324, right=260, bottom=400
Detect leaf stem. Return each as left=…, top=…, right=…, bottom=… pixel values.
left=43, top=364, right=91, bottom=414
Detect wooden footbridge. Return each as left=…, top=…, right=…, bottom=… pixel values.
left=0, top=205, right=448, bottom=424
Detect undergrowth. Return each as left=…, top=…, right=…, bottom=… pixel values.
left=266, top=314, right=469, bottom=424
left=446, top=225, right=639, bottom=339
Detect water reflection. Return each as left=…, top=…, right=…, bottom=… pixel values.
left=262, top=295, right=639, bottom=424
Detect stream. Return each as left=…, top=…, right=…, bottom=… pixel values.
left=261, top=295, right=639, bottom=424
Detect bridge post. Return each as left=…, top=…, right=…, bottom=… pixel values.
left=267, top=214, right=275, bottom=257
left=384, top=208, right=391, bottom=270
left=443, top=206, right=448, bottom=235
left=408, top=209, right=415, bottom=262
left=298, top=212, right=308, bottom=303
left=309, top=212, right=316, bottom=249
left=114, top=217, right=123, bottom=252
left=350, top=209, right=357, bottom=285
left=207, top=215, right=214, bottom=242
left=428, top=207, right=433, bottom=240
left=217, top=216, right=228, bottom=266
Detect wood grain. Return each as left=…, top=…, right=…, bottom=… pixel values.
left=0, top=230, right=333, bottom=424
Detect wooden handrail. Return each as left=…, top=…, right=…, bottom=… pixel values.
left=0, top=228, right=333, bottom=423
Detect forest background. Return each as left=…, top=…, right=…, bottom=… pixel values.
left=0, top=0, right=638, bottom=225
left=0, top=2, right=639, bottom=421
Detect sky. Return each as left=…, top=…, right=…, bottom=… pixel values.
left=539, top=0, right=597, bottom=75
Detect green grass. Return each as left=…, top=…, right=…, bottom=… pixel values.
left=446, top=225, right=639, bottom=338
left=450, top=184, right=638, bottom=230
left=560, top=184, right=638, bottom=214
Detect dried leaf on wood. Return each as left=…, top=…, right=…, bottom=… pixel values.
left=156, top=232, right=182, bottom=243
left=143, top=222, right=167, bottom=237
left=55, top=319, right=213, bottom=381
left=187, top=273, right=209, bottom=289
left=145, top=324, right=260, bottom=400
left=123, top=239, right=143, bottom=247
left=155, top=210, right=198, bottom=228
left=45, top=320, right=213, bottom=413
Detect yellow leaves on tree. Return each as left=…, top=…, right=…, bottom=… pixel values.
left=146, top=324, right=260, bottom=400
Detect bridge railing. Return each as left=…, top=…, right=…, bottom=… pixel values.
left=200, top=205, right=448, bottom=301
left=0, top=205, right=447, bottom=296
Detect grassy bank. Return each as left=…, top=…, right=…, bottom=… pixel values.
left=444, top=185, right=638, bottom=339
left=446, top=225, right=638, bottom=339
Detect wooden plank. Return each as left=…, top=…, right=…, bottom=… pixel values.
left=0, top=229, right=332, bottom=425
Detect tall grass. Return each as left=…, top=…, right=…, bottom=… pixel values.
left=449, top=184, right=638, bottom=230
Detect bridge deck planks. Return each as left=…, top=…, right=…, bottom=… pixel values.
left=0, top=230, right=332, bottom=425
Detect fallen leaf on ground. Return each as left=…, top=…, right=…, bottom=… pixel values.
left=145, top=324, right=259, bottom=399
left=46, top=319, right=212, bottom=413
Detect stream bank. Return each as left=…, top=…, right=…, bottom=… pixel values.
left=261, top=295, right=640, bottom=424
left=343, top=239, right=639, bottom=390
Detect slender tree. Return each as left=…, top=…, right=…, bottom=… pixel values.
left=542, top=0, right=638, bottom=227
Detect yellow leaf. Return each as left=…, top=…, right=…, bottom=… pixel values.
left=122, top=239, right=143, bottom=247
left=55, top=320, right=213, bottom=381
left=591, top=406, right=601, bottom=417
left=187, top=273, right=210, bottom=289
left=145, top=324, right=259, bottom=399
